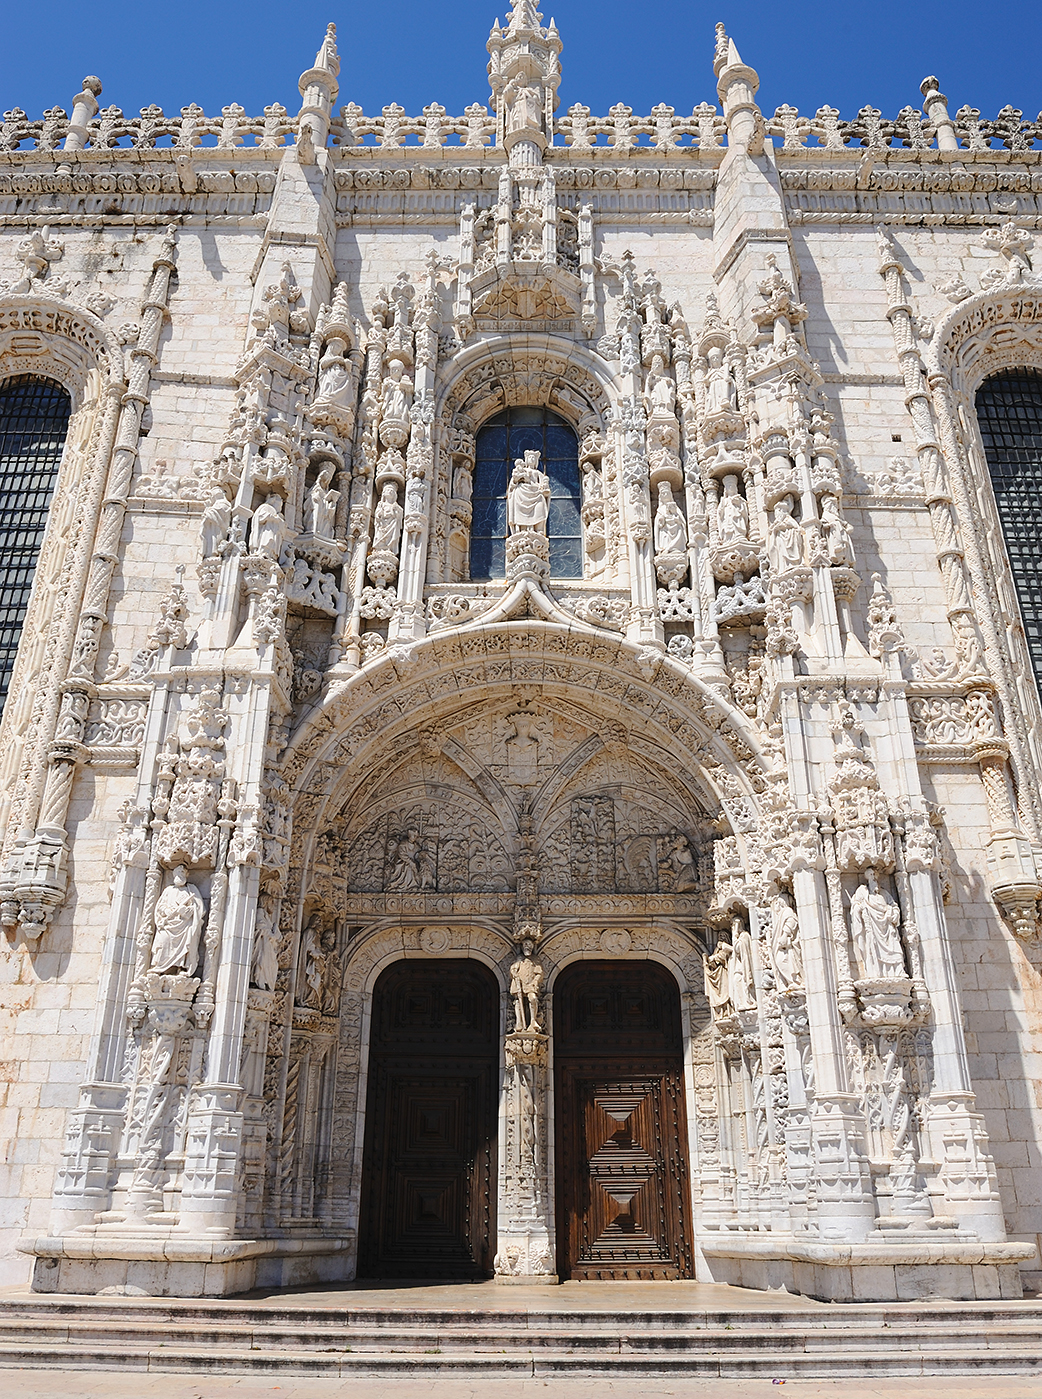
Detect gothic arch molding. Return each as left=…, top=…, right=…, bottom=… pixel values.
left=438, top=331, right=615, bottom=434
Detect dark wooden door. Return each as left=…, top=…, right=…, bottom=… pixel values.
left=358, top=959, right=498, bottom=1278
left=554, top=959, right=693, bottom=1280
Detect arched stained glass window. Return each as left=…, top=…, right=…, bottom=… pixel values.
left=0, top=376, right=71, bottom=718
left=471, top=406, right=582, bottom=580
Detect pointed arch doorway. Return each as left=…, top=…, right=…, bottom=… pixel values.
left=357, top=958, right=499, bottom=1278
left=553, top=959, right=694, bottom=1280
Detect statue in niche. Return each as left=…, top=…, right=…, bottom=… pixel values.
left=716, top=474, right=749, bottom=544
left=201, top=489, right=232, bottom=560
left=316, top=338, right=352, bottom=403
left=386, top=826, right=436, bottom=891
left=251, top=497, right=290, bottom=562
left=646, top=354, right=677, bottom=415
left=298, top=916, right=325, bottom=1008
left=768, top=890, right=803, bottom=990
left=505, top=77, right=543, bottom=136
left=703, top=935, right=734, bottom=1017
left=452, top=464, right=473, bottom=502
left=305, top=466, right=339, bottom=539
left=507, top=450, right=550, bottom=535
left=404, top=473, right=428, bottom=518
left=320, top=925, right=342, bottom=1016
left=250, top=901, right=280, bottom=992
left=372, top=483, right=404, bottom=554
left=850, top=870, right=906, bottom=980
left=767, top=496, right=804, bottom=573
left=731, top=918, right=757, bottom=1011
left=653, top=481, right=688, bottom=554
left=510, top=937, right=545, bottom=1032
left=705, top=346, right=738, bottom=416
left=381, top=357, right=413, bottom=424
left=820, top=493, right=854, bottom=566
left=149, top=866, right=205, bottom=976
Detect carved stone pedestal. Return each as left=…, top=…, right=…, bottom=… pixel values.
left=495, top=1029, right=558, bottom=1284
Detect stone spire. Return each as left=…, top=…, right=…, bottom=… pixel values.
left=714, top=23, right=762, bottom=153
left=297, top=21, right=340, bottom=159
left=487, top=1, right=562, bottom=154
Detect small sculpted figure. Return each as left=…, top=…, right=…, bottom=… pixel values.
left=251, top=497, right=289, bottom=562
left=850, top=870, right=906, bottom=980
left=716, top=474, right=749, bottom=544
left=510, top=938, right=545, bottom=1032
left=507, top=451, right=551, bottom=534
left=305, top=466, right=339, bottom=539
left=705, top=346, right=738, bottom=415
left=820, top=494, right=854, bottom=566
left=769, top=890, right=803, bottom=990
left=372, top=484, right=404, bottom=554
left=654, top=481, right=688, bottom=554
left=731, top=920, right=757, bottom=1011
left=149, top=866, right=205, bottom=976
left=381, top=357, right=412, bottom=423
left=703, top=936, right=734, bottom=1017
left=201, top=489, right=232, bottom=559
left=767, top=496, right=805, bottom=573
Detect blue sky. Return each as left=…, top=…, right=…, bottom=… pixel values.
left=2, top=0, right=1039, bottom=128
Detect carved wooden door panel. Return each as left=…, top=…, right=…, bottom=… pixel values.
left=358, top=959, right=498, bottom=1278
left=554, top=959, right=693, bottom=1280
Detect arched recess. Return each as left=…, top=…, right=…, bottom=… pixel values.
left=432, top=333, right=614, bottom=584
left=0, top=297, right=124, bottom=844
left=927, top=287, right=1042, bottom=834
left=261, top=623, right=765, bottom=1243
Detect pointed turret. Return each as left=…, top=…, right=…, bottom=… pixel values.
left=487, top=1, right=562, bottom=155
left=714, top=22, right=762, bottom=154
left=297, top=21, right=340, bottom=160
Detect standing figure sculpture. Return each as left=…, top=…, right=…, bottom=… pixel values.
left=653, top=481, right=688, bottom=554
left=371, top=483, right=404, bottom=555
left=703, top=936, right=734, bottom=1018
left=149, top=866, right=205, bottom=976
left=850, top=870, right=906, bottom=980
left=716, top=474, right=749, bottom=544
left=305, top=466, right=339, bottom=539
left=507, top=451, right=551, bottom=535
left=510, top=937, right=545, bottom=1033
left=767, top=496, right=805, bottom=573
left=769, top=890, right=803, bottom=990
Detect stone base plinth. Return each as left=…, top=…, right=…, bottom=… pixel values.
left=700, top=1232, right=1036, bottom=1302
left=21, top=1234, right=354, bottom=1298
left=493, top=1273, right=560, bottom=1285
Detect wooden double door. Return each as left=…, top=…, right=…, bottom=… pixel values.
left=357, top=959, right=498, bottom=1278
left=554, top=960, right=694, bottom=1280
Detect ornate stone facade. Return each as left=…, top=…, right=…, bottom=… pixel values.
left=1, top=8, right=1041, bottom=1302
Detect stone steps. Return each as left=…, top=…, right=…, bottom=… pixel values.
left=0, top=1298, right=1040, bottom=1376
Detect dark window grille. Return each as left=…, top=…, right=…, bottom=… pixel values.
left=0, top=376, right=71, bottom=718
left=471, top=406, right=582, bottom=580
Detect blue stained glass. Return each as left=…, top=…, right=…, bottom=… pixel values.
left=545, top=459, right=580, bottom=496
left=473, top=460, right=510, bottom=496
left=545, top=426, right=575, bottom=459
left=507, top=406, right=544, bottom=425
left=477, top=426, right=508, bottom=458
left=550, top=537, right=583, bottom=577
left=509, top=425, right=544, bottom=457
left=548, top=498, right=581, bottom=534
left=471, top=497, right=507, bottom=534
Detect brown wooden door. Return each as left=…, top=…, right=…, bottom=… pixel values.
left=554, top=959, right=693, bottom=1280
left=358, top=959, right=498, bottom=1278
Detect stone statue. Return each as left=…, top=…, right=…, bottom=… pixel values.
left=769, top=891, right=803, bottom=990
left=510, top=938, right=544, bottom=1032
left=149, top=866, right=205, bottom=976
left=320, top=925, right=341, bottom=1016
left=716, top=474, right=749, bottom=544
left=251, top=497, right=289, bottom=562
left=250, top=903, right=280, bottom=992
left=646, top=354, right=676, bottom=415
left=850, top=870, right=906, bottom=980
left=507, top=450, right=551, bottom=534
left=506, top=77, right=543, bottom=136
left=820, top=493, right=854, bottom=566
left=731, top=919, right=757, bottom=1011
left=316, top=339, right=351, bottom=403
left=404, top=473, right=427, bottom=518
left=667, top=832, right=697, bottom=891
left=381, top=357, right=413, bottom=424
left=298, top=916, right=325, bottom=1008
left=767, top=496, right=804, bottom=573
left=372, top=483, right=404, bottom=554
left=305, top=466, right=339, bottom=538
left=703, top=936, right=734, bottom=1017
left=653, top=481, right=688, bottom=554
left=201, top=489, right=231, bottom=559
left=386, top=826, right=435, bottom=891
left=705, top=346, right=738, bottom=415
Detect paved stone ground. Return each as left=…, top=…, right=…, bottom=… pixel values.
left=1, top=1374, right=1041, bottom=1398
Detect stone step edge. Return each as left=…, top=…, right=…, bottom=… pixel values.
left=0, top=1344, right=1040, bottom=1377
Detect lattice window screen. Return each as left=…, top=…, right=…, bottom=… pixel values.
left=0, top=376, right=71, bottom=717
